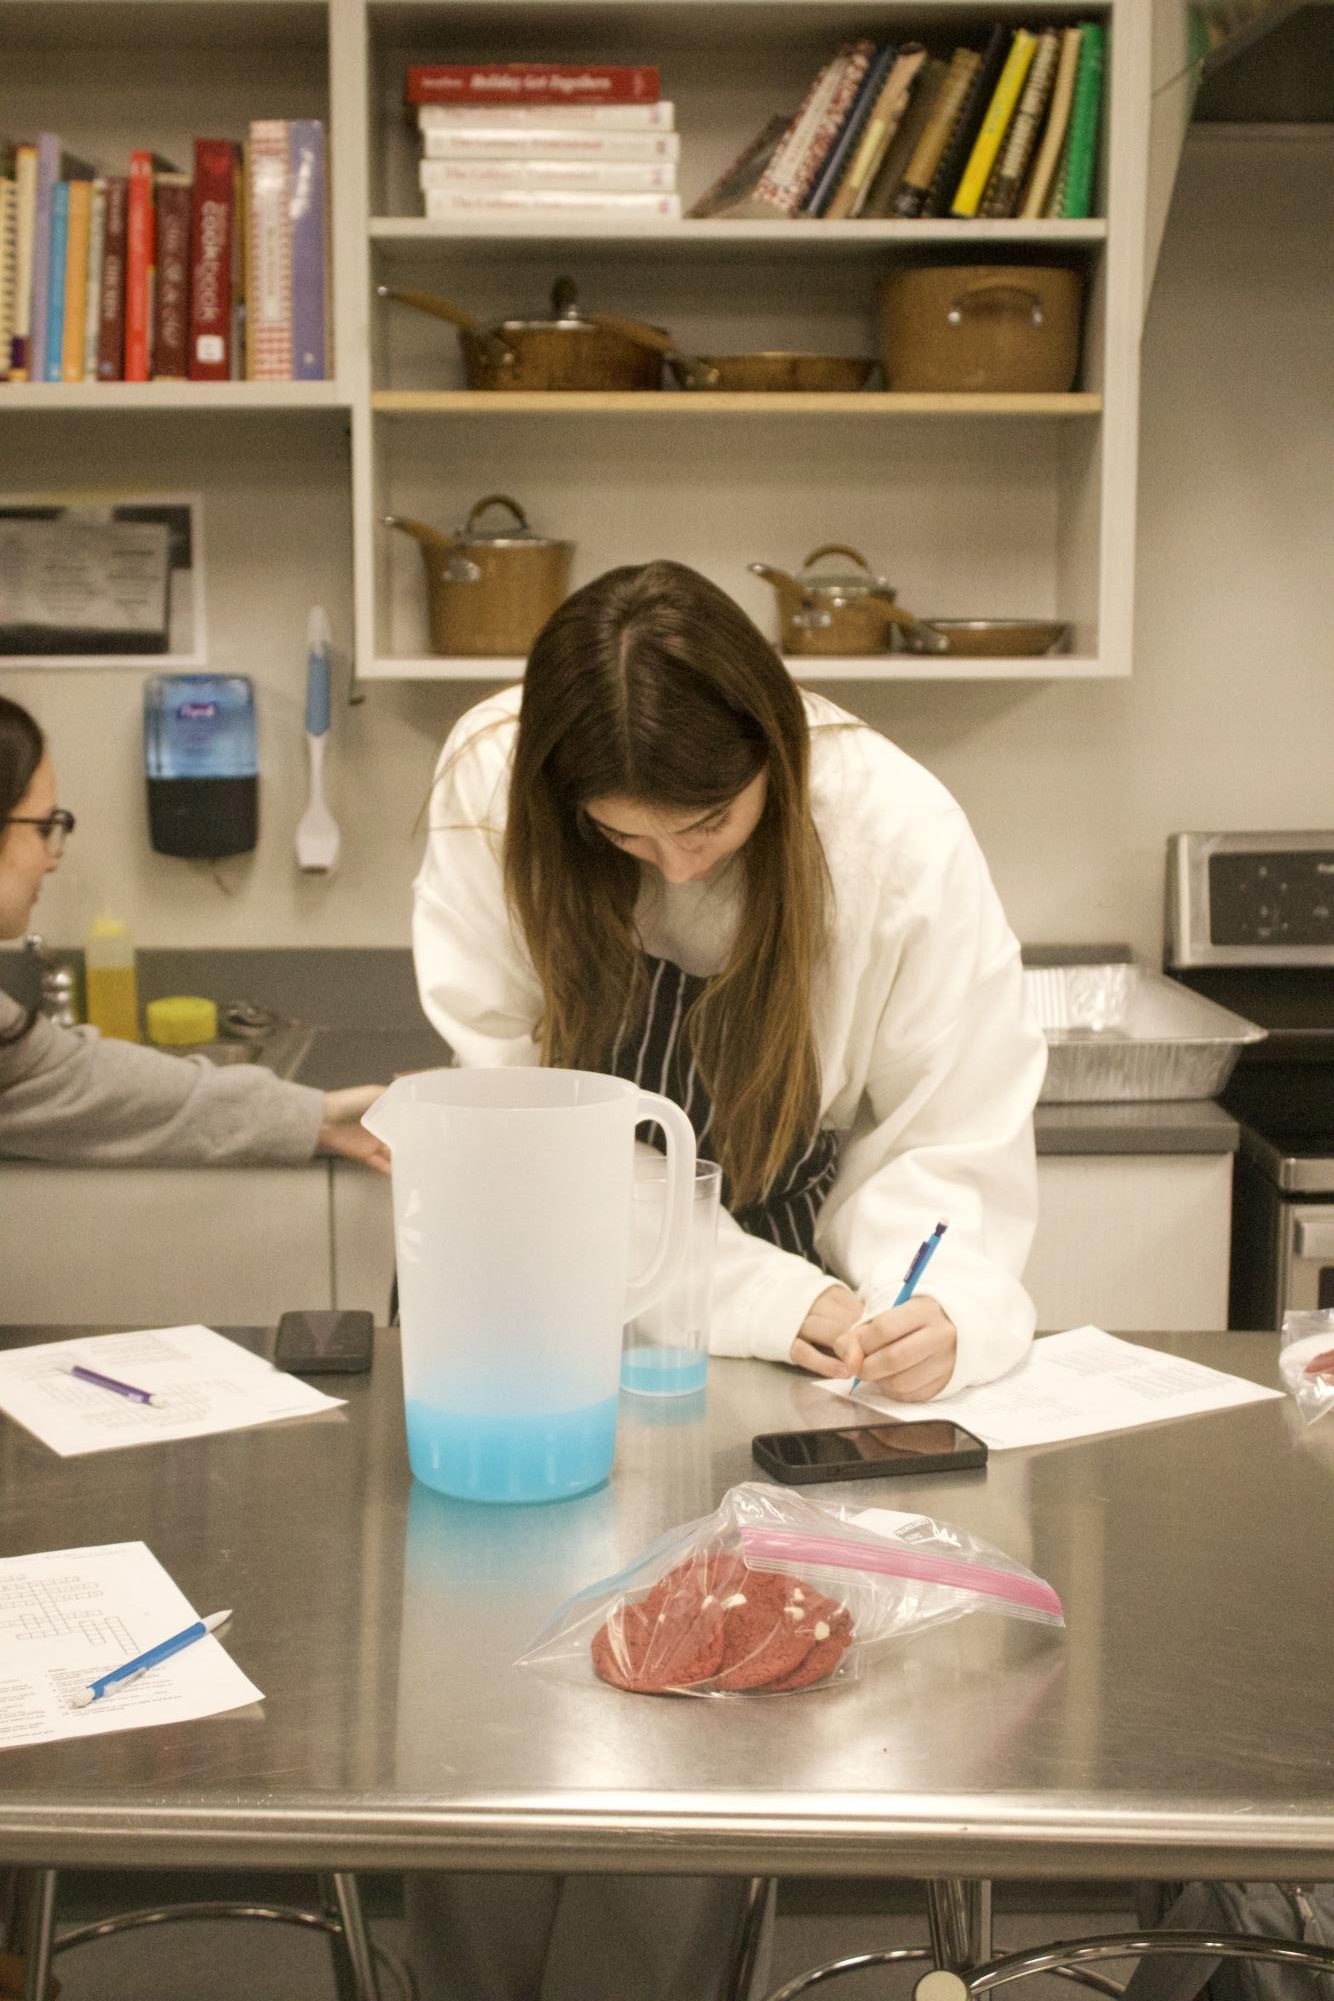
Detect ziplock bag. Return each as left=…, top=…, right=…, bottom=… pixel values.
left=516, top=1479, right=1064, bottom=1696
left=1279, top=1310, right=1334, bottom=1427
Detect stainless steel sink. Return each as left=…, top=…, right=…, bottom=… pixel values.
left=160, top=1003, right=315, bottom=1082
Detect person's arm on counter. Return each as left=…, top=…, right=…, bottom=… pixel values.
left=0, top=992, right=388, bottom=1170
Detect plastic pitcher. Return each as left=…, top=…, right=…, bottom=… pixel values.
left=362, top=1067, right=696, bottom=1504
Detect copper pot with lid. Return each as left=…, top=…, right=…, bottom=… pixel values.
left=377, top=275, right=668, bottom=391
left=385, top=495, right=574, bottom=656
left=750, top=545, right=946, bottom=656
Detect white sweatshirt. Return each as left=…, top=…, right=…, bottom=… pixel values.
left=412, top=686, right=1047, bottom=1397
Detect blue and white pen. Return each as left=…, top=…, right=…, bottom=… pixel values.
left=848, top=1219, right=949, bottom=1394
left=70, top=1610, right=233, bottom=1709
left=67, top=1362, right=163, bottom=1408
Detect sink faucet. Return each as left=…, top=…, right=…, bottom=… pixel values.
left=24, top=933, right=80, bottom=1029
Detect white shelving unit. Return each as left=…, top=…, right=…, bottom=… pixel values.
left=2, top=0, right=1154, bottom=684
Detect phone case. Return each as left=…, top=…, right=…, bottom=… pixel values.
left=752, top=1424, right=987, bottom=1484
left=274, top=1309, right=374, bottom=1374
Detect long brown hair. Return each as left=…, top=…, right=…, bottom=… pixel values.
left=0, top=695, right=46, bottom=1046
left=503, top=560, right=828, bottom=1206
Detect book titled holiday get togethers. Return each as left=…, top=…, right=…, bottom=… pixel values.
left=406, top=63, right=660, bottom=107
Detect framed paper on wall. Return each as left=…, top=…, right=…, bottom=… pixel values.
left=0, top=492, right=206, bottom=667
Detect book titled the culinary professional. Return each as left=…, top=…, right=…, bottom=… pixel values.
left=187, top=140, right=238, bottom=380
left=420, top=125, right=679, bottom=159
left=407, top=64, right=660, bottom=107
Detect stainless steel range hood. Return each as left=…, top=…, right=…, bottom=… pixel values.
left=1145, top=0, right=1331, bottom=315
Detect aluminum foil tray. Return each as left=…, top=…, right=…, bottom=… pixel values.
left=1025, top=963, right=1266, bottom=1103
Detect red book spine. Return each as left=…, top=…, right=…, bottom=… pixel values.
left=123, top=151, right=154, bottom=381
left=406, top=63, right=660, bottom=107
left=152, top=175, right=191, bottom=379
left=188, top=139, right=236, bottom=381
left=96, top=176, right=128, bottom=381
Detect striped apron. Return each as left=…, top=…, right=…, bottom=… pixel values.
left=609, top=951, right=840, bottom=1263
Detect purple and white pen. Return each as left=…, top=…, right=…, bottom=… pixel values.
left=67, top=1362, right=164, bottom=1409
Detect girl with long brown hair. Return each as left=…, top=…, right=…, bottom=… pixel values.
left=414, top=558, right=1045, bottom=1406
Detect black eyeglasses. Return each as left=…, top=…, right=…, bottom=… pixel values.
left=4, top=808, right=76, bottom=857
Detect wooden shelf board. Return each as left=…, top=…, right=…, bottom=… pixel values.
left=369, top=0, right=1102, bottom=37
left=372, top=390, right=1102, bottom=415
left=1, top=381, right=348, bottom=411
left=0, top=0, right=327, bottom=51
left=372, top=217, right=1107, bottom=253
left=363, top=653, right=1115, bottom=683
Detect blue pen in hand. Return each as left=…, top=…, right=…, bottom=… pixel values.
left=70, top=1610, right=233, bottom=1709
left=848, top=1219, right=949, bottom=1393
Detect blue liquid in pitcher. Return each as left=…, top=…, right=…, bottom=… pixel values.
left=620, top=1345, right=709, bottom=1397
left=406, top=1394, right=619, bottom=1503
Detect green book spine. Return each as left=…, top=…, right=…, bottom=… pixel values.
left=1060, top=21, right=1105, bottom=219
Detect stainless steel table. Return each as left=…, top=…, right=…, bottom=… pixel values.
left=1, top=1325, right=1331, bottom=1889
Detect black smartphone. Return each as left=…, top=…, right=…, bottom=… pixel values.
left=273, top=1309, right=374, bottom=1374
left=752, top=1418, right=988, bottom=1485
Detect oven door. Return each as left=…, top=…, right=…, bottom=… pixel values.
left=1281, top=1202, right=1334, bottom=1316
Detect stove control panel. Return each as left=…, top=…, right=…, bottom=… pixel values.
left=1167, top=833, right=1334, bottom=968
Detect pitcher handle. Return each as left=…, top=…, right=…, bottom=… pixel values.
left=625, top=1092, right=698, bottom=1319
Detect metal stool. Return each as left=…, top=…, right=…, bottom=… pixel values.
left=756, top=1879, right=1334, bottom=2001
left=11, top=1866, right=410, bottom=2001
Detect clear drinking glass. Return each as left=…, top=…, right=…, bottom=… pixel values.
left=621, top=1158, right=722, bottom=1398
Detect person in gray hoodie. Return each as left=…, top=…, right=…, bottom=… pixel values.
left=0, top=692, right=386, bottom=1171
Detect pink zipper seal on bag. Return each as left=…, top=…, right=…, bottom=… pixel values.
left=739, top=1526, right=1064, bottom=1622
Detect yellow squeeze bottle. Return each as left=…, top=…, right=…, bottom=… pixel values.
left=84, top=914, right=140, bottom=1042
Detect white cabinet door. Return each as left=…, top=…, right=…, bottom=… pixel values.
left=0, top=1165, right=332, bottom=1325
left=330, top=1163, right=396, bottom=1319
left=1028, top=1153, right=1233, bottom=1332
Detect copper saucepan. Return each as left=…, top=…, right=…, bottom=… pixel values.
left=750, top=546, right=948, bottom=655
left=377, top=275, right=670, bottom=391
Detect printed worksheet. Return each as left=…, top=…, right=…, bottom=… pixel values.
left=0, top=1542, right=262, bottom=1748
left=0, top=1324, right=344, bottom=1456
left=817, top=1325, right=1282, bottom=1449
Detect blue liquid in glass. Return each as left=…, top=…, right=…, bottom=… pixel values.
left=620, top=1345, right=709, bottom=1397
left=405, top=1394, right=619, bottom=1503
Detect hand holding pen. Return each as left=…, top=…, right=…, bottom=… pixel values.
left=845, top=1220, right=953, bottom=1401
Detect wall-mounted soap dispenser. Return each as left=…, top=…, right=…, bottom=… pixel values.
left=143, top=674, right=258, bottom=858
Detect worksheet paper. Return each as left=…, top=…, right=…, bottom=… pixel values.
left=817, top=1325, right=1282, bottom=1449
left=0, top=1324, right=343, bottom=1456
left=0, top=1541, right=262, bottom=1749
